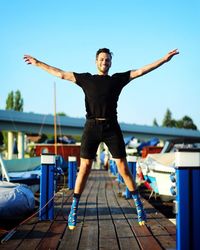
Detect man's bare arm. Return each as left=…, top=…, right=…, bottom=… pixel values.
left=23, top=55, right=76, bottom=82
left=130, top=49, right=179, bottom=80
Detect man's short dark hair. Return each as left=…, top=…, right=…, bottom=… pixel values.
left=96, top=48, right=113, bottom=59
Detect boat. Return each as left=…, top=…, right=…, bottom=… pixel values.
left=0, top=155, right=41, bottom=193
left=0, top=155, right=40, bottom=220
left=138, top=152, right=176, bottom=201
left=0, top=181, right=35, bottom=220
left=0, top=154, right=63, bottom=222
left=124, top=136, right=160, bottom=156
left=137, top=138, right=200, bottom=201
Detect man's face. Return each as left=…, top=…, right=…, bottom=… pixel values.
left=96, top=52, right=112, bottom=75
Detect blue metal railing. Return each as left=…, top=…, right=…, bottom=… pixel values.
left=39, top=154, right=77, bottom=220
left=175, top=150, right=200, bottom=250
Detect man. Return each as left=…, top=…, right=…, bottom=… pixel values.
left=24, top=48, right=179, bottom=229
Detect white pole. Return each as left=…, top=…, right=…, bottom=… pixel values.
left=8, top=131, right=14, bottom=160
left=18, top=131, right=24, bottom=159
left=54, top=81, right=57, bottom=155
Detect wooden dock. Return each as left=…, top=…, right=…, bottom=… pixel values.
left=0, top=170, right=176, bottom=250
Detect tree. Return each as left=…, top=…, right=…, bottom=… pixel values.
left=153, top=118, right=159, bottom=126
left=177, top=116, right=197, bottom=130
left=57, top=112, right=68, bottom=116
left=162, top=109, right=174, bottom=127
left=6, top=91, right=14, bottom=110
left=5, top=90, right=23, bottom=111
left=14, top=90, right=23, bottom=111
left=161, top=108, right=198, bottom=130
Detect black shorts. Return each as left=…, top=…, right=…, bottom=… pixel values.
left=80, top=119, right=126, bottom=159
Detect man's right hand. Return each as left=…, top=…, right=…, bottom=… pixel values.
left=23, top=55, right=37, bottom=66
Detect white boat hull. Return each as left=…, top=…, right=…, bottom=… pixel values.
left=138, top=152, right=176, bottom=200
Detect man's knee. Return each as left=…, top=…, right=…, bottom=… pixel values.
left=79, top=158, right=93, bottom=175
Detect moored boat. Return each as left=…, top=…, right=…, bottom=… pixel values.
left=0, top=181, right=35, bottom=220
left=138, top=152, right=175, bottom=201
left=137, top=138, right=200, bottom=201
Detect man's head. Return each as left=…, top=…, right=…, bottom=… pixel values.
left=96, top=48, right=113, bottom=75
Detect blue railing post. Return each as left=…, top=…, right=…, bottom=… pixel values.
left=113, top=160, right=118, bottom=176
left=39, top=154, right=55, bottom=220
left=68, top=156, right=77, bottom=190
left=125, top=156, right=137, bottom=199
left=109, top=159, right=114, bottom=174
left=109, top=159, right=118, bottom=176
left=175, top=150, right=200, bottom=250
left=117, top=171, right=124, bottom=184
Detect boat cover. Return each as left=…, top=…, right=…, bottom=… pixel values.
left=0, top=181, right=35, bottom=220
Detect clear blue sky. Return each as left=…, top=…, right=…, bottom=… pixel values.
left=1, top=1, right=200, bottom=129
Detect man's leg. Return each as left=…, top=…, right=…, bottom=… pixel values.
left=115, top=158, right=147, bottom=225
left=68, top=158, right=93, bottom=230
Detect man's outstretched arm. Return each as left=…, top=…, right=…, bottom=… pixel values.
left=23, top=55, right=76, bottom=83
left=130, top=49, right=179, bottom=80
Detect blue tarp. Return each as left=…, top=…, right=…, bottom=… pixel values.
left=137, top=137, right=160, bottom=151
left=45, top=136, right=76, bottom=144
left=124, top=136, right=135, bottom=146
left=0, top=181, right=35, bottom=219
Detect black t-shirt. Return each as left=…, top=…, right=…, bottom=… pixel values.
left=74, top=71, right=131, bottom=119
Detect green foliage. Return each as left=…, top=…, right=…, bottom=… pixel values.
left=5, top=90, right=23, bottom=111
left=56, top=112, right=68, bottom=116
left=153, top=118, right=159, bottom=126
left=161, top=108, right=197, bottom=130
left=14, top=90, right=23, bottom=111
left=176, top=116, right=197, bottom=130
left=162, top=109, right=173, bottom=127
left=72, top=135, right=81, bottom=142
left=6, top=91, right=14, bottom=110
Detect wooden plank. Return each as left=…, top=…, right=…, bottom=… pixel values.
left=78, top=173, right=100, bottom=250
left=36, top=191, right=74, bottom=249
left=36, top=221, right=66, bottom=249
left=58, top=171, right=96, bottom=250
left=138, top=196, right=176, bottom=248
left=165, top=225, right=176, bottom=241
left=1, top=186, right=72, bottom=249
left=124, top=201, right=163, bottom=250
left=111, top=179, right=163, bottom=250
left=18, top=220, right=52, bottom=250
left=106, top=178, right=141, bottom=250
left=112, top=181, right=149, bottom=237
left=0, top=170, right=177, bottom=250
left=15, top=192, right=68, bottom=249
left=0, top=216, right=39, bottom=249
left=112, top=176, right=176, bottom=250
left=137, top=236, right=162, bottom=250
left=130, top=199, right=175, bottom=250
left=98, top=172, right=120, bottom=250
left=156, top=235, right=176, bottom=249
